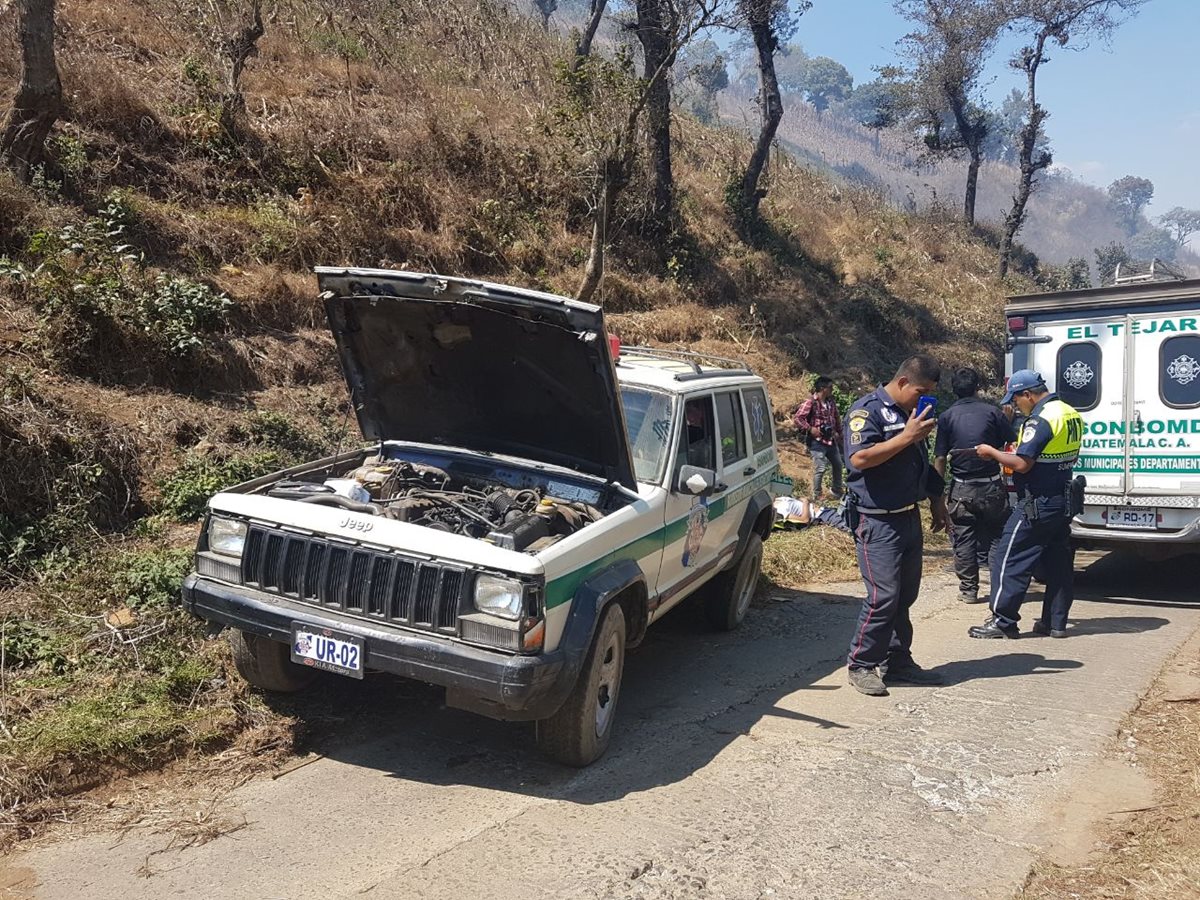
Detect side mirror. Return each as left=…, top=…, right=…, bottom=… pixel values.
left=677, top=465, right=720, bottom=497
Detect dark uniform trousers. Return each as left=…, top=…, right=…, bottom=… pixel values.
left=990, top=504, right=1074, bottom=631
left=847, top=509, right=923, bottom=670
left=947, top=480, right=1008, bottom=596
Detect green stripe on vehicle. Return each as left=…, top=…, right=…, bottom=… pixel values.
left=1076, top=454, right=1200, bottom=474
left=543, top=466, right=777, bottom=610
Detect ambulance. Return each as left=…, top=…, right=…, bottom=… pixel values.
left=1005, top=271, right=1200, bottom=559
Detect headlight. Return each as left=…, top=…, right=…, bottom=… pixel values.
left=207, top=517, right=247, bottom=558
left=474, top=574, right=525, bottom=621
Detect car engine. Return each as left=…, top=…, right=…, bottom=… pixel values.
left=266, top=458, right=602, bottom=553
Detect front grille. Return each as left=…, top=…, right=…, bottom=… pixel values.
left=241, top=526, right=466, bottom=634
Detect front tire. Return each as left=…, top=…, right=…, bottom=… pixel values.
left=704, top=534, right=763, bottom=631
left=537, top=603, right=626, bottom=767
left=228, top=629, right=317, bottom=693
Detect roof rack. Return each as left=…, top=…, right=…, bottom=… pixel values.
left=1112, top=258, right=1186, bottom=286
left=618, top=345, right=755, bottom=381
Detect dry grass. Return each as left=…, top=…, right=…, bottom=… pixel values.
left=761, top=526, right=860, bottom=589
left=1018, top=633, right=1200, bottom=899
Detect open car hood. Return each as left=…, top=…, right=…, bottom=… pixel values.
left=316, top=268, right=637, bottom=491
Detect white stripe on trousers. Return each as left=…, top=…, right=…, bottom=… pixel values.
left=990, top=517, right=1024, bottom=623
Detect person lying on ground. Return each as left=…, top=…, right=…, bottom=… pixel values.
left=772, top=495, right=851, bottom=534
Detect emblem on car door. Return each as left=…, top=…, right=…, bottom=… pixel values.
left=338, top=516, right=374, bottom=533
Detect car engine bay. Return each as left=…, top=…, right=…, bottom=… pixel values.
left=264, top=456, right=606, bottom=553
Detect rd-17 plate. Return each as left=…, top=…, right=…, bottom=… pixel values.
left=291, top=623, right=364, bottom=678
left=1106, top=507, right=1157, bottom=530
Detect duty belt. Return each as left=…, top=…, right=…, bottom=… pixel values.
left=952, top=474, right=1002, bottom=484
left=855, top=503, right=917, bottom=515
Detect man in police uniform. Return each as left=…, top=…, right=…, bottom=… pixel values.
left=844, top=354, right=949, bottom=696
left=968, top=370, right=1083, bottom=639
left=933, top=367, right=1016, bottom=604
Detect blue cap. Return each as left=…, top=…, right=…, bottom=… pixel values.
left=1001, top=369, right=1047, bottom=405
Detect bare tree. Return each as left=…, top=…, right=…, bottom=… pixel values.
left=997, top=0, right=1146, bottom=276
left=1, top=0, right=63, bottom=184
left=1160, top=207, right=1200, bottom=248
left=732, top=0, right=806, bottom=235
left=218, top=0, right=266, bottom=135
left=896, top=0, right=1007, bottom=226
left=571, top=0, right=610, bottom=72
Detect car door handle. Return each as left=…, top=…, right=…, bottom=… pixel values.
left=713, top=482, right=729, bottom=494
left=743, top=466, right=756, bottom=476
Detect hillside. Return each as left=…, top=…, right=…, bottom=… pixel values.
left=720, top=87, right=1200, bottom=278
left=0, top=0, right=1021, bottom=838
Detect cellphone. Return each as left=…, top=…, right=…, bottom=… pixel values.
left=916, top=395, right=938, bottom=418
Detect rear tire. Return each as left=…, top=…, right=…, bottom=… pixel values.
left=537, top=603, right=626, bottom=767
left=228, top=629, right=317, bottom=693
left=704, top=534, right=763, bottom=631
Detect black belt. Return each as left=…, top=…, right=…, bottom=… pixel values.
left=952, top=475, right=1002, bottom=484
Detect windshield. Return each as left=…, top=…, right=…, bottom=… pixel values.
left=620, top=387, right=674, bottom=484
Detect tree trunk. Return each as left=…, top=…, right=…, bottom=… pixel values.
left=636, top=0, right=673, bottom=237
left=1, top=0, right=63, bottom=184
left=946, top=94, right=985, bottom=226
left=998, top=37, right=1050, bottom=278
left=570, top=0, right=608, bottom=72
left=576, top=161, right=620, bottom=304
left=737, top=7, right=783, bottom=232
left=218, top=1, right=265, bottom=136
left=963, top=145, right=981, bottom=225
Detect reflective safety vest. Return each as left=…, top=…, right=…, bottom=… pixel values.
left=1036, top=398, right=1083, bottom=465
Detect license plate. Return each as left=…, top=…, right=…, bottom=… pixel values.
left=290, top=623, right=364, bottom=679
left=1106, top=507, right=1157, bottom=530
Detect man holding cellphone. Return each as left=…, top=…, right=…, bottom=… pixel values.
left=843, top=355, right=949, bottom=696
left=933, top=368, right=1017, bottom=605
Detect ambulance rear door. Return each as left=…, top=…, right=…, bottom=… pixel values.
left=1026, top=313, right=1126, bottom=494
left=1126, top=310, right=1200, bottom=504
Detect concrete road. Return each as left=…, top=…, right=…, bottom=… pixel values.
left=5, top=551, right=1199, bottom=899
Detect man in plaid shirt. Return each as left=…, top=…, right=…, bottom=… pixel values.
left=795, top=376, right=844, bottom=500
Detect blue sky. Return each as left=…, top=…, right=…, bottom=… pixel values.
left=791, top=0, right=1199, bottom=214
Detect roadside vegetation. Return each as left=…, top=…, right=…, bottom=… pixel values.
left=1019, top=633, right=1200, bottom=899
left=2, top=0, right=1027, bottom=841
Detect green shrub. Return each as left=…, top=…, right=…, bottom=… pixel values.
left=236, top=410, right=330, bottom=459
left=1, top=620, right=69, bottom=672
left=111, top=549, right=193, bottom=612
left=0, top=195, right=232, bottom=373
left=158, top=451, right=284, bottom=521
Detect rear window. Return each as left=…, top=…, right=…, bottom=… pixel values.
left=715, top=391, right=747, bottom=465
left=1057, top=342, right=1101, bottom=412
left=741, top=387, right=774, bottom=453
left=1161, top=335, right=1200, bottom=409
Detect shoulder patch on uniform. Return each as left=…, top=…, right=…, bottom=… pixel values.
left=1021, top=423, right=1037, bottom=444
left=849, top=408, right=869, bottom=418
left=849, top=416, right=867, bottom=432
left=850, top=431, right=863, bottom=445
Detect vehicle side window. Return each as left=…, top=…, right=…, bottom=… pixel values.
left=1056, top=342, right=1101, bottom=412
left=676, top=396, right=716, bottom=473
left=1161, top=335, right=1200, bottom=409
left=715, top=391, right=746, bottom=466
left=741, top=387, right=774, bottom=453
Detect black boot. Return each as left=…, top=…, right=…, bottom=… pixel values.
left=968, top=616, right=1019, bottom=639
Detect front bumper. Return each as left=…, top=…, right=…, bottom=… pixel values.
left=1071, top=516, right=1200, bottom=547
left=183, top=574, right=580, bottom=721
